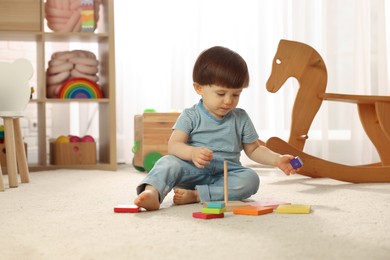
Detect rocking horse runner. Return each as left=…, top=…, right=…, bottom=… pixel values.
left=264, top=39, right=390, bottom=183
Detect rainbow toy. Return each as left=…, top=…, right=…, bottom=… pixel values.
left=57, top=78, right=103, bottom=99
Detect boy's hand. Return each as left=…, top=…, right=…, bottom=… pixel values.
left=191, top=147, right=213, bottom=168
left=277, top=155, right=301, bottom=175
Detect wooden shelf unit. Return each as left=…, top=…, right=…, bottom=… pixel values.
left=0, top=0, right=117, bottom=171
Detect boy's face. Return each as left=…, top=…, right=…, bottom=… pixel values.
left=194, top=84, right=243, bottom=120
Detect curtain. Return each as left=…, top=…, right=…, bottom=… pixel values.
left=114, top=0, right=389, bottom=166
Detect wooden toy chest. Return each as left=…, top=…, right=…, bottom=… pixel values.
left=50, top=142, right=97, bottom=165
left=133, top=112, right=180, bottom=170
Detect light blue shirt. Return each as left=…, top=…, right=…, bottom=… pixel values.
left=173, top=99, right=259, bottom=163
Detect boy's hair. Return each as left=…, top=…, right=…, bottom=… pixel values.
left=193, top=46, right=249, bottom=89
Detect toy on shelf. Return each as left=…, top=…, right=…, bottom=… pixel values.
left=68, top=135, right=81, bottom=143
left=132, top=112, right=180, bottom=172
left=55, top=135, right=70, bottom=143
left=81, top=135, right=95, bottom=142
left=50, top=134, right=97, bottom=165
left=81, top=0, right=95, bottom=32
left=263, top=39, right=390, bottom=183
left=45, top=0, right=101, bottom=32
left=46, top=50, right=100, bottom=98
left=54, top=135, right=95, bottom=143
left=57, top=78, right=103, bottom=99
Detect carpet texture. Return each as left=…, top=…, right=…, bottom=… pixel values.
left=1, top=165, right=389, bottom=260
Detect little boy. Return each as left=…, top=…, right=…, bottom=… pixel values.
left=134, top=46, right=299, bottom=211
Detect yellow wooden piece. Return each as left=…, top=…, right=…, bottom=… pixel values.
left=275, top=204, right=311, bottom=214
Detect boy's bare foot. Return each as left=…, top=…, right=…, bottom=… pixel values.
left=173, top=188, right=200, bottom=205
left=134, top=185, right=160, bottom=211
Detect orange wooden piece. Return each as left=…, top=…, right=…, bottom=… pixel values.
left=233, top=205, right=273, bottom=216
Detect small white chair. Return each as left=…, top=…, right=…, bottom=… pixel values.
left=0, top=59, right=33, bottom=191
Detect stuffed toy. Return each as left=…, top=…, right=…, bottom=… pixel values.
left=45, top=0, right=101, bottom=32
left=46, top=50, right=99, bottom=98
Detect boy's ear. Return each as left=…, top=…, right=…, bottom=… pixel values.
left=193, top=82, right=203, bottom=95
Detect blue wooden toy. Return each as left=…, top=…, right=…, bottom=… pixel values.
left=290, top=156, right=303, bottom=169
left=204, top=202, right=225, bottom=209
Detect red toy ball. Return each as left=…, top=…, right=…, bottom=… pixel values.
left=81, top=135, right=95, bottom=142
left=68, top=135, right=82, bottom=143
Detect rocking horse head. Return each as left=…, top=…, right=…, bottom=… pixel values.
left=266, top=39, right=328, bottom=151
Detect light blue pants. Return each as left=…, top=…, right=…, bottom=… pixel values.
left=136, top=155, right=260, bottom=203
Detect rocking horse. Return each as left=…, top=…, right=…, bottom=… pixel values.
left=264, top=39, right=390, bottom=183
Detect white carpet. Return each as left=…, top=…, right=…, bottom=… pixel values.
left=1, top=165, right=389, bottom=260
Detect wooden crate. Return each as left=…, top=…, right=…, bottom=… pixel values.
left=0, top=143, right=27, bottom=167
left=0, top=0, right=41, bottom=31
left=133, top=112, right=180, bottom=170
left=50, top=141, right=97, bottom=165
